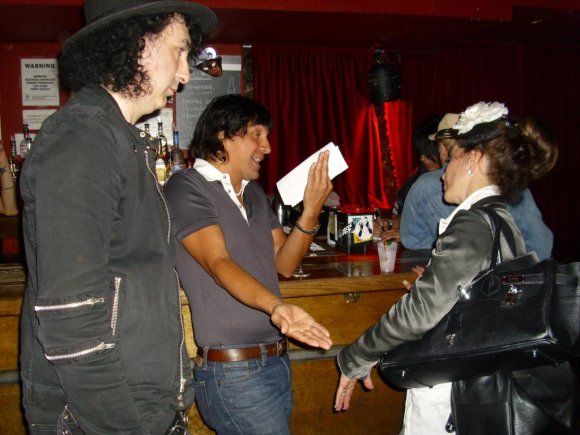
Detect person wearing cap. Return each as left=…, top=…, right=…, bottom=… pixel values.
left=397, top=113, right=463, bottom=250
left=399, top=113, right=553, bottom=260
left=19, top=1, right=216, bottom=433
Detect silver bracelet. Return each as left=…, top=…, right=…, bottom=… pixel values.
left=294, top=220, right=320, bottom=235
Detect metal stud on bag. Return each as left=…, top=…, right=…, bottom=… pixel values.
left=502, top=285, right=522, bottom=305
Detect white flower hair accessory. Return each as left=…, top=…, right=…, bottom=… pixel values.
left=453, top=101, right=509, bottom=135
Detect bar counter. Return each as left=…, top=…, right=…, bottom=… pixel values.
left=0, top=243, right=429, bottom=434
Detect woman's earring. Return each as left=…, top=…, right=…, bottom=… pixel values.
left=467, top=159, right=475, bottom=176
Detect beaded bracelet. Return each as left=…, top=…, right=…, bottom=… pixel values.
left=294, top=220, right=320, bottom=235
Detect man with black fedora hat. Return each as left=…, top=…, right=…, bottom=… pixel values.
left=19, top=1, right=216, bottom=433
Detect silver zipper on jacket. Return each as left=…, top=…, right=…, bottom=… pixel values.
left=35, top=297, right=105, bottom=312
left=45, top=342, right=115, bottom=362
left=145, top=147, right=183, bottom=404
left=175, top=269, right=186, bottom=407
left=111, top=276, right=121, bottom=336
left=144, top=149, right=172, bottom=244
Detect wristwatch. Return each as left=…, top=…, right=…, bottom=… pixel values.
left=294, top=220, right=321, bottom=235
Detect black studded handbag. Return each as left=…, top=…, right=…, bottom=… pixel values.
left=379, top=208, right=580, bottom=390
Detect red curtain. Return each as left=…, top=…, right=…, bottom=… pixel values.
left=400, top=44, right=523, bottom=126
left=251, top=42, right=580, bottom=244
left=383, top=99, right=414, bottom=189
left=520, top=45, right=580, bottom=245
left=398, top=42, right=580, bottom=244
left=252, top=45, right=388, bottom=208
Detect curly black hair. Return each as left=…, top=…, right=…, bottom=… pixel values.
left=191, top=94, right=272, bottom=162
left=59, top=13, right=202, bottom=97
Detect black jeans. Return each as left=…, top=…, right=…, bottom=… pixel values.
left=22, top=376, right=180, bottom=434
left=22, top=377, right=84, bottom=434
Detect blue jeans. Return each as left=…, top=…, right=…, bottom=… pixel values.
left=194, top=351, right=293, bottom=435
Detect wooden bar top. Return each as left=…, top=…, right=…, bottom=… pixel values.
left=279, top=241, right=428, bottom=296
left=0, top=242, right=429, bottom=302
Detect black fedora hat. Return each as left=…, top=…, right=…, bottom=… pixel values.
left=65, top=0, right=217, bottom=46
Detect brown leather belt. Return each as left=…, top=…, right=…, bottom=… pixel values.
left=198, top=338, right=288, bottom=363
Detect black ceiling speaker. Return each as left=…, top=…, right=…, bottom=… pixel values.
left=368, top=62, right=401, bottom=103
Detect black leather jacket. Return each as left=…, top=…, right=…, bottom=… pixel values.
left=19, top=86, right=193, bottom=433
left=338, top=198, right=525, bottom=378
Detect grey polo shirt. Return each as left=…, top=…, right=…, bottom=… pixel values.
left=164, top=162, right=283, bottom=347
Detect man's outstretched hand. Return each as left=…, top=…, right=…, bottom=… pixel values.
left=271, top=302, right=332, bottom=350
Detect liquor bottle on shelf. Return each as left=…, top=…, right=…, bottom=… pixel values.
left=9, top=135, right=20, bottom=181
left=156, top=122, right=169, bottom=156
left=172, top=129, right=179, bottom=149
left=155, top=122, right=170, bottom=187
left=19, top=123, right=33, bottom=159
left=144, top=123, right=151, bottom=136
left=170, top=130, right=185, bottom=175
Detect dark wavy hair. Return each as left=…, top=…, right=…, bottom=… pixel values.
left=454, top=118, right=558, bottom=202
left=413, top=115, right=443, bottom=165
left=191, top=94, right=272, bottom=162
left=59, top=13, right=202, bottom=97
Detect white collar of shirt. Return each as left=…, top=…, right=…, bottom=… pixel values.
left=193, top=158, right=250, bottom=222
left=438, top=185, right=501, bottom=235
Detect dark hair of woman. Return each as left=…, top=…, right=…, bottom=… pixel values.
left=191, top=94, right=272, bottom=162
left=59, top=13, right=202, bottom=97
left=457, top=118, right=558, bottom=202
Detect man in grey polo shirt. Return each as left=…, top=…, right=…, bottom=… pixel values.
left=164, top=94, right=332, bottom=434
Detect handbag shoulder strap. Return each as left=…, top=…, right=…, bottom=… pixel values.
left=474, top=206, right=517, bottom=269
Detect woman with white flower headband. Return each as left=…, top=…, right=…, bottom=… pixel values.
left=333, top=101, right=575, bottom=434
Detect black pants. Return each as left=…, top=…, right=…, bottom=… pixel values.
left=22, top=376, right=180, bottom=434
